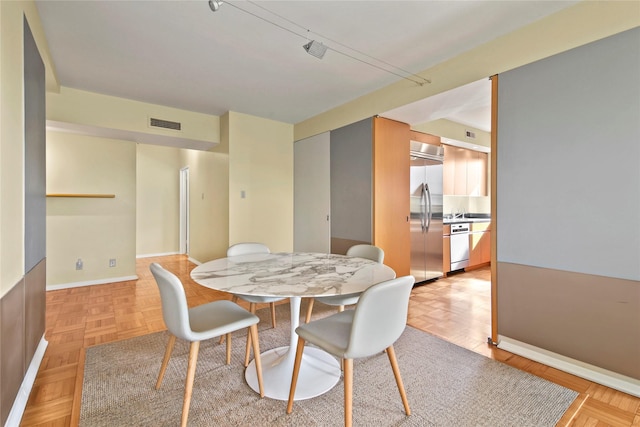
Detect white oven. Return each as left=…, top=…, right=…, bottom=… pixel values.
left=450, top=223, right=470, bottom=271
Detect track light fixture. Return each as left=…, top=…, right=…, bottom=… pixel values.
left=208, top=0, right=222, bottom=12
left=207, top=0, right=430, bottom=86
left=303, top=40, right=327, bottom=60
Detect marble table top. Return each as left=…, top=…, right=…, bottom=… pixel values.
left=190, top=252, right=396, bottom=298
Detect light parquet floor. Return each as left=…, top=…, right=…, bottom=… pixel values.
left=21, top=255, right=640, bottom=426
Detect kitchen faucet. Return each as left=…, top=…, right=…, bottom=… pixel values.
left=453, top=208, right=466, bottom=219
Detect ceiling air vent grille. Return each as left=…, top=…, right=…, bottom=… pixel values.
left=149, top=117, right=181, bottom=131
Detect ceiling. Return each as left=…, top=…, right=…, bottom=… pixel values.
left=36, top=1, right=577, bottom=127
left=382, top=78, right=492, bottom=131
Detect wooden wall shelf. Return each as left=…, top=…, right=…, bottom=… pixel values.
left=46, top=194, right=115, bottom=198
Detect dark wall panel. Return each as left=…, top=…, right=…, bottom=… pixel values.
left=498, top=262, right=639, bottom=379
left=24, top=15, right=46, bottom=272
left=24, top=259, right=46, bottom=366
left=330, top=117, right=373, bottom=251
left=0, top=280, right=25, bottom=425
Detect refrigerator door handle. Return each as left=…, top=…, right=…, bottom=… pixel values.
left=424, top=182, right=432, bottom=232
left=420, top=183, right=427, bottom=231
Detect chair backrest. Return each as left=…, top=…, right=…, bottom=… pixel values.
left=150, top=263, right=192, bottom=341
left=227, top=242, right=271, bottom=257
left=346, top=244, right=384, bottom=264
left=345, top=275, right=415, bottom=359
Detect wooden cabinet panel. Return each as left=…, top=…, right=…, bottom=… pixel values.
left=480, top=230, right=491, bottom=263
left=469, top=222, right=491, bottom=267
left=443, top=145, right=488, bottom=196
left=467, top=151, right=488, bottom=196
left=373, top=117, right=410, bottom=276
left=443, top=235, right=451, bottom=274
left=454, top=148, right=471, bottom=195
left=443, top=146, right=456, bottom=195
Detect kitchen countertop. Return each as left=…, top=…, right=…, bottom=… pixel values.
left=443, top=215, right=491, bottom=224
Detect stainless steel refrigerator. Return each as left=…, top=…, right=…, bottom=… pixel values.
left=410, top=141, right=444, bottom=282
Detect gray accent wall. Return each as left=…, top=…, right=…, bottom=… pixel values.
left=496, top=27, right=640, bottom=379
left=330, top=118, right=373, bottom=253
left=24, top=15, right=47, bottom=273
left=24, top=14, right=47, bottom=374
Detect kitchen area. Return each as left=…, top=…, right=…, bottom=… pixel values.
left=385, top=78, right=493, bottom=284
left=409, top=133, right=491, bottom=284
left=294, top=78, right=493, bottom=284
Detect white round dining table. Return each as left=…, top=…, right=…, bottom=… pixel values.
left=190, top=252, right=396, bottom=401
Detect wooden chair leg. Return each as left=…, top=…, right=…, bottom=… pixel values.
left=286, top=337, right=306, bottom=414
left=156, top=334, right=176, bottom=389
left=249, top=324, right=264, bottom=397
left=386, top=345, right=411, bottom=416
left=225, top=333, right=232, bottom=364
left=181, top=341, right=200, bottom=427
left=220, top=295, right=240, bottom=344
left=244, top=303, right=257, bottom=366
left=244, top=330, right=252, bottom=367
left=304, top=298, right=315, bottom=323
left=344, top=358, right=353, bottom=427
left=270, top=302, right=277, bottom=327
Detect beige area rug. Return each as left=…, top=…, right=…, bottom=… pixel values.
left=77, top=303, right=578, bottom=426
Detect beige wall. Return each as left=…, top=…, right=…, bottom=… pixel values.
left=137, top=144, right=230, bottom=263
left=136, top=144, right=182, bottom=256
left=48, top=87, right=220, bottom=147
left=46, top=131, right=137, bottom=286
left=182, top=148, right=230, bottom=263
left=0, top=0, right=26, bottom=295
left=45, top=88, right=294, bottom=282
left=414, top=119, right=490, bottom=149
left=227, top=112, right=294, bottom=252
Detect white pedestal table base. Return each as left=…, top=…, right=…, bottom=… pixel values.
left=245, top=345, right=341, bottom=401
left=245, top=296, right=341, bottom=401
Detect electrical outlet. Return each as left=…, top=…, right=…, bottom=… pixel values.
left=109, top=258, right=116, bottom=268
left=76, top=258, right=83, bottom=270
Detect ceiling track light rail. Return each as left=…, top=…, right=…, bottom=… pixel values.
left=207, top=1, right=430, bottom=86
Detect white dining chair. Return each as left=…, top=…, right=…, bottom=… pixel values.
left=225, top=242, right=287, bottom=365
left=305, top=244, right=384, bottom=323
left=287, top=275, right=414, bottom=427
left=150, top=263, right=264, bottom=427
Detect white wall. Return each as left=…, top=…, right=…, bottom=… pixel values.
left=294, top=132, right=330, bottom=253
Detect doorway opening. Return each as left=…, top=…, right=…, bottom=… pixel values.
left=179, top=167, right=190, bottom=255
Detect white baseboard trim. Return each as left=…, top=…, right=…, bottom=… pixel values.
left=136, top=252, right=180, bottom=259
left=498, top=335, right=640, bottom=397
left=188, top=256, right=202, bottom=265
left=5, top=335, right=48, bottom=427
left=46, top=275, right=138, bottom=291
